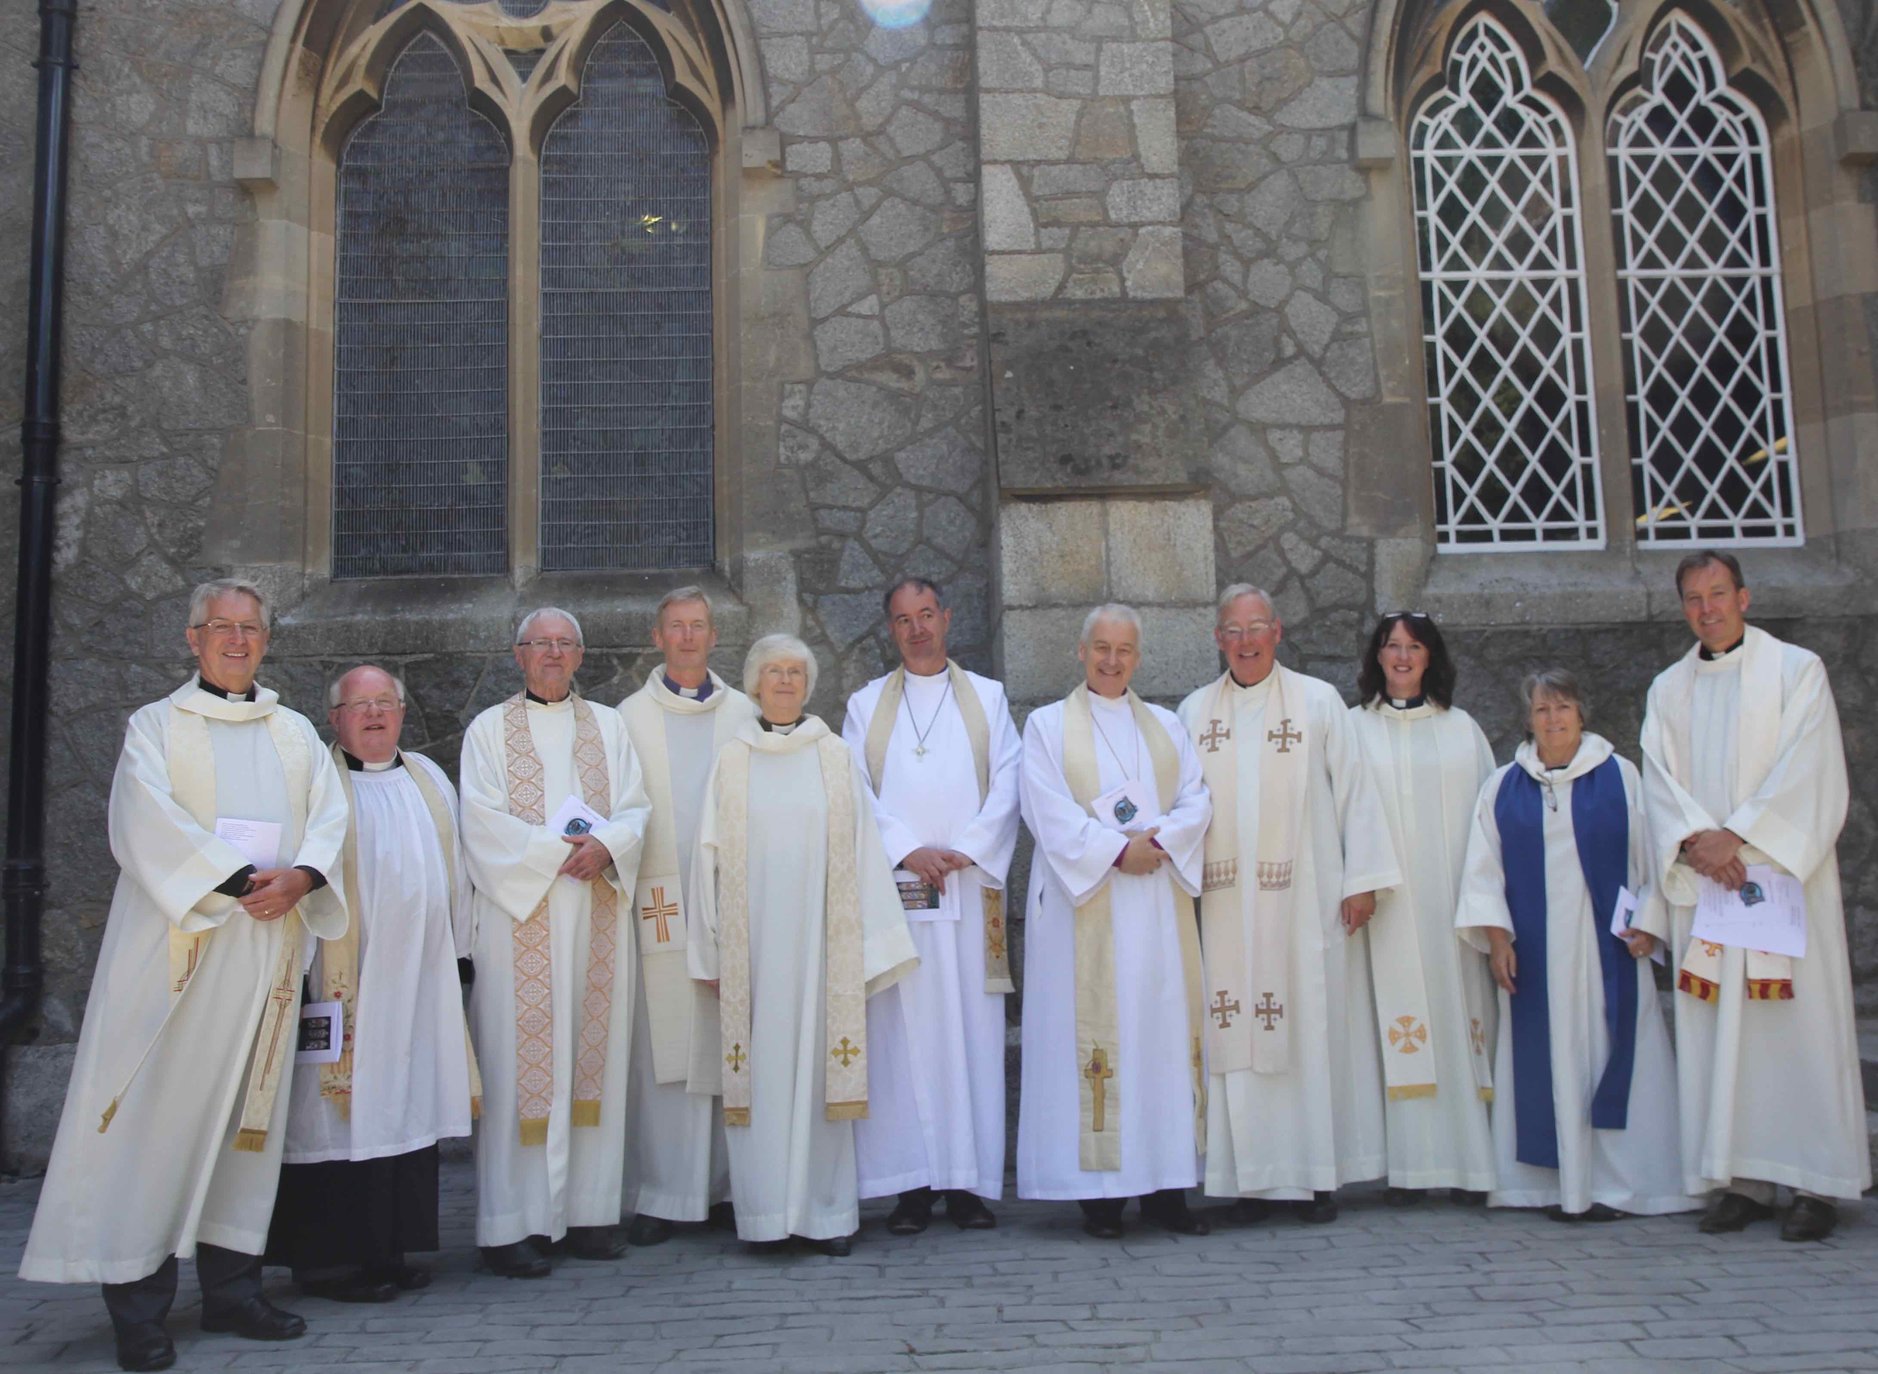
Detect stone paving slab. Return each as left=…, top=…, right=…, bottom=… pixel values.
left=0, top=1162, right=1873, bottom=1372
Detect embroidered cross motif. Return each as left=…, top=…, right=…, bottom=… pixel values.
left=640, top=886, right=678, bottom=944
left=1267, top=718, right=1302, bottom=753
left=1469, top=1016, right=1486, bottom=1056
left=725, top=1042, right=746, bottom=1073
left=1084, top=1046, right=1114, bottom=1132
left=987, top=911, right=1007, bottom=960
left=1254, top=992, right=1285, bottom=1030
left=1199, top=719, right=1232, bottom=753
left=258, top=984, right=297, bottom=1094
left=1210, top=990, right=1242, bottom=1028
left=831, top=1036, right=860, bottom=1068
left=1388, top=1015, right=1429, bottom=1054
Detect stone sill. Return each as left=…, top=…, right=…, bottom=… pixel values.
left=1414, top=544, right=1873, bottom=628
left=276, top=571, right=754, bottom=658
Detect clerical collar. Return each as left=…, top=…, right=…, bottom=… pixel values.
left=525, top=689, right=573, bottom=706
left=1699, top=635, right=1746, bottom=662
left=341, top=749, right=403, bottom=773
left=759, top=717, right=800, bottom=734
left=196, top=674, right=257, bottom=703
left=1388, top=694, right=1427, bottom=711
left=664, top=673, right=714, bottom=702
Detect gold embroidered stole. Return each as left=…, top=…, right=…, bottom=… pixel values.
left=1663, top=629, right=1795, bottom=1001
left=1357, top=707, right=1440, bottom=1102
left=862, top=661, right=1012, bottom=994
left=327, top=747, right=483, bottom=1119
left=714, top=725, right=869, bottom=1125
left=501, top=694, right=619, bottom=1145
left=1192, top=669, right=1304, bottom=1076
left=1060, top=686, right=1204, bottom=1171
left=619, top=675, right=751, bottom=1084
left=100, top=696, right=310, bottom=1152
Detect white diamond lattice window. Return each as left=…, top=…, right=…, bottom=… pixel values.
left=1609, top=14, right=1803, bottom=545
left=1411, top=17, right=1604, bottom=549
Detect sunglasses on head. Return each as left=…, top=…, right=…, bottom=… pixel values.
left=1382, top=610, right=1431, bottom=621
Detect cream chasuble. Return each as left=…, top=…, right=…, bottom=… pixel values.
left=1350, top=701, right=1498, bottom=1192
left=284, top=750, right=476, bottom=1164
left=461, top=695, right=650, bottom=1248
left=1016, top=692, right=1210, bottom=1201
left=1456, top=739, right=1696, bottom=1216
left=21, top=683, right=348, bottom=1285
left=688, top=717, right=918, bottom=1242
left=1176, top=669, right=1401, bottom=1201
left=617, top=673, right=754, bottom=1221
left=1640, top=627, right=1868, bottom=1199
left=843, top=664, right=1022, bottom=1200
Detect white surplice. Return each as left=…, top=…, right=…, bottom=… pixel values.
left=21, top=683, right=349, bottom=1284
left=282, top=752, right=474, bottom=1164
left=461, top=696, right=650, bottom=1247
left=1016, top=693, right=1211, bottom=1201
left=1640, top=627, right=1868, bottom=1200
left=617, top=677, right=755, bottom=1222
left=687, top=717, right=919, bottom=1242
left=843, top=667, right=1022, bottom=1201
left=1176, top=672, right=1401, bottom=1200
left=1456, top=736, right=1696, bottom=1216
left=1349, top=701, right=1498, bottom=1192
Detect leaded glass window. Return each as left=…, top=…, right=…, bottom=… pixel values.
left=1609, top=15, right=1803, bottom=545
left=538, top=23, right=714, bottom=571
left=332, top=33, right=509, bottom=578
left=1411, top=17, right=1604, bottom=549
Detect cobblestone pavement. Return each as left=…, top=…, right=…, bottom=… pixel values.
left=1, top=1161, right=1874, bottom=1373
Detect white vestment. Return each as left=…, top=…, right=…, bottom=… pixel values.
left=461, top=696, right=650, bottom=1247
left=1456, top=736, right=1695, bottom=1215
left=21, top=683, right=349, bottom=1284
left=1349, top=701, right=1498, bottom=1192
left=1016, top=694, right=1210, bottom=1200
left=688, top=718, right=919, bottom=1241
left=1640, top=627, right=1868, bottom=1199
left=282, top=753, right=474, bottom=1164
left=1176, top=672, right=1401, bottom=1200
left=843, top=667, right=1022, bottom=1200
left=617, top=676, right=755, bottom=1221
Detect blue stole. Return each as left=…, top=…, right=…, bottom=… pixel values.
left=1493, top=756, right=1636, bottom=1170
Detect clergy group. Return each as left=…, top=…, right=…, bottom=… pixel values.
left=18, top=550, right=1866, bottom=1374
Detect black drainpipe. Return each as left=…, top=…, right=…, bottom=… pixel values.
left=1, top=0, right=78, bottom=1165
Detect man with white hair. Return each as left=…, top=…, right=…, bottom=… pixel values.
left=615, top=588, right=755, bottom=1246
left=20, top=580, right=349, bottom=1371
left=1177, top=585, right=1400, bottom=1224
left=1016, top=605, right=1214, bottom=1239
left=265, top=665, right=475, bottom=1302
left=460, top=608, right=651, bottom=1276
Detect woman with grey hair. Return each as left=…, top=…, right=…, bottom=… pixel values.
left=687, top=635, right=918, bottom=1255
left=1454, top=670, right=1696, bottom=1221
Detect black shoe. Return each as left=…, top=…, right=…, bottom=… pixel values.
left=481, top=1241, right=550, bottom=1278
left=1780, top=1196, right=1838, bottom=1243
left=1230, top=1198, right=1274, bottom=1225
left=114, top=1322, right=174, bottom=1372
left=1545, top=1203, right=1624, bottom=1223
left=361, top=1263, right=430, bottom=1292
left=625, top=1214, right=676, bottom=1247
left=745, top=1239, right=790, bottom=1255
left=1451, top=1189, right=1489, bottom=1206
left=1139, top=1189, right=1211, bottom=1236
left=1300, top=1191, right=1339, bottom=1224
left=564, top=1225, right=627, bottom=1261
left=808, top=1234, right=852, bottom=1256
left=1384, top=1187, right=1423, bottom=1207
left=886, top=1187, right=934, bottom=1236
left=298, top=1272, right=399, bottom=1304
left=199, top=1296, right=307, bottom=1341
left=945, top=1191, right=998, bottom=1230
left=1078, top=1199, right=1126, bottom=1240
left=1699, top=1191, right=1777, bottom=1234
left=708, top=1202, right=737, bottom=1232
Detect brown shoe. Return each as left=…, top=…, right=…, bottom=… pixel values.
left=1699, top=1191, right=1776, bottom=1234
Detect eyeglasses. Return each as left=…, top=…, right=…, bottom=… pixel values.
left=1218, top=621, right=1275, bottom=639
left=517, top=638, right=580, bottom=653
left=337, top=697, right=403, bottom=714
left=191, top=619, right=267, bottom=638
left=1382, top=611, right=1432, bottom=621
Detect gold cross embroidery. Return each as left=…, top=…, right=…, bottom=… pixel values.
left=258, top=985, right=296, bottom=1093
left=1199, top=719, right=1231, bottom=753
left=640, top=886, right=678, bottom=944
left=831, top=1036, right=860, bottom=1068
left=725, top=1042, right=746, bottom=1073
left=1254, top=992, right=1284, bottom=1030
left=1388, top=1015, right=1429, bottom=1054
left=1267, top=718, right=1302, bottom=753
left=1209, top=990, right=1241, bottom=1028
left=1084, top=1046, right=1114, bottom=1132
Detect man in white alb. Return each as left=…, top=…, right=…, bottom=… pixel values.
left=265, top=665, right=474, bottom=1302
left=616, top=587, right=755, bottom=1245
left=1017, top=605, right=1214, bottom=1239
left=461, top=608, right=651, bottom=1276
left=1177, top=585, right=1401, bottom=1224
left=20, top=580, right=349, bottom=1372
left=1640, top=551, right=1867, bottom=1242
left=843, top=578, right=1022, bottom=1234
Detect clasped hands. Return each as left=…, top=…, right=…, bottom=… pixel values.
left=902, top=845, right=974, bottom=891
left=238, top=866, right=313, bottom=922
left=1681, top=827, right=1748, bottom=891
left=558, top=832, right=614, bottom=883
